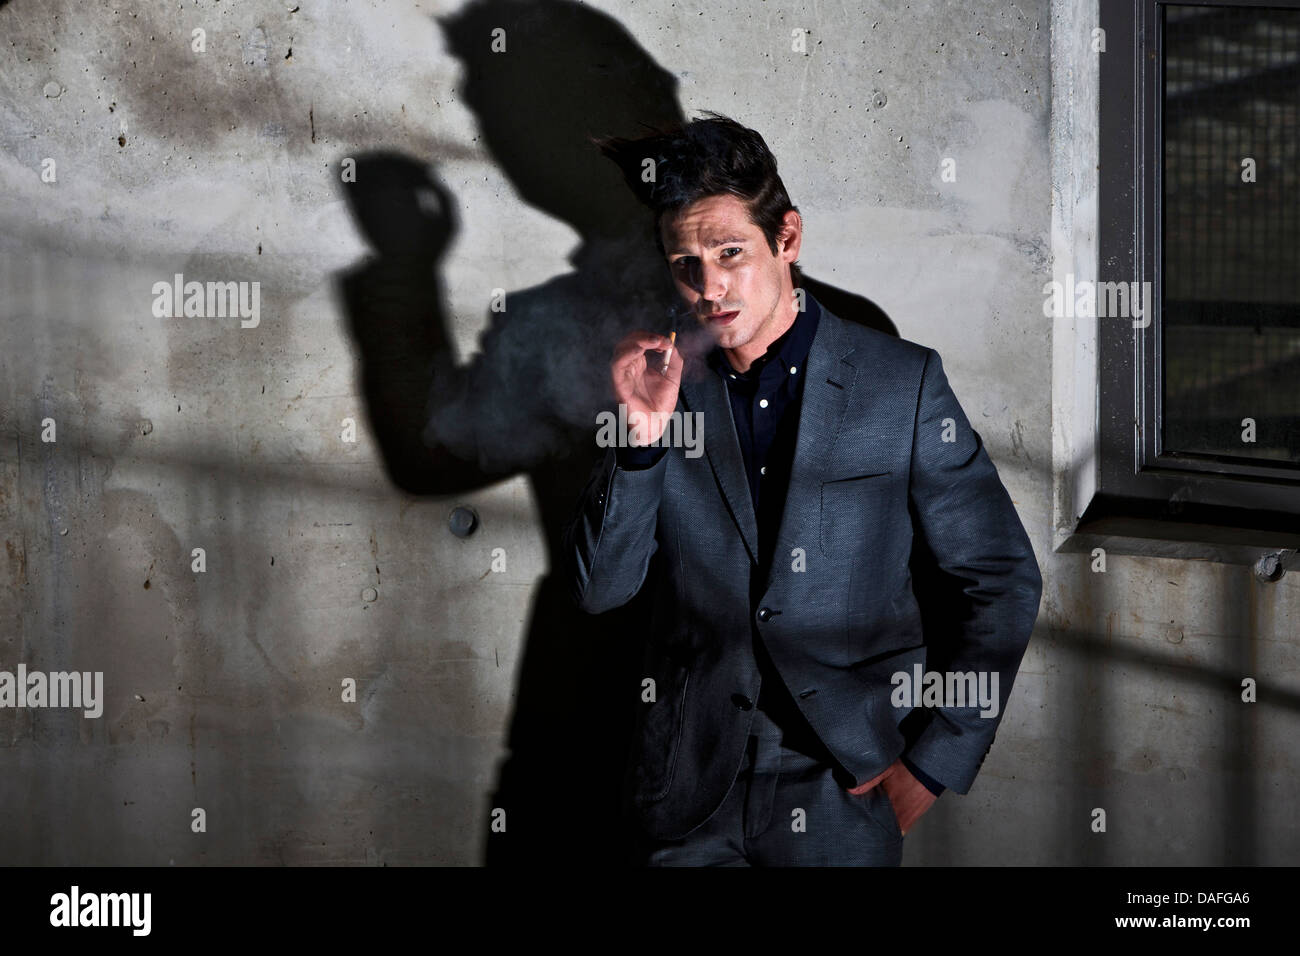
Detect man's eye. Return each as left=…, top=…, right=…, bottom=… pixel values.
left=721, top=247, right=742, bottom=258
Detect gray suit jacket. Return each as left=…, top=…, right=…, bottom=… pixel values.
left=562, top=300, right=1042, bottom=841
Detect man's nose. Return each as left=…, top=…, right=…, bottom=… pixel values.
left=698, top=261, right=727, bottom=303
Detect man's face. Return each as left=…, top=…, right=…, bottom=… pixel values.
left=660, top=194, right=798, bottom=353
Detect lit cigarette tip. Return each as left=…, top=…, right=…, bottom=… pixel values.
left=660, top=330, right=677, bottom=374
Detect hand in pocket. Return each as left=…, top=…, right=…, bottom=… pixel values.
left=848, top=759, right=938, bottom=836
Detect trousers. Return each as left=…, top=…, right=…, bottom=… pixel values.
left=634, top=703, right=905, bottom=866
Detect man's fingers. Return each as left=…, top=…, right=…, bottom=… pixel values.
left=611, top=332, right=678, bottom=394
left=657, top=347, right=683, bottom=382
left=611, top=352, right=656, bottom=394
left=613, top=332, right=672, bottom=362
left=847, top=765, right=892, bottom=795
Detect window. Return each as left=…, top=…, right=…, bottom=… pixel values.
left=1060, top=0, right=1300, bottom=563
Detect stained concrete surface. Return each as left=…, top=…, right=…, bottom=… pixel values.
left=0, top=0, right=1295, bottom=865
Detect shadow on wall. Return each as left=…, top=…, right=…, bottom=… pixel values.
left=336, top=0, right=900, bottom=866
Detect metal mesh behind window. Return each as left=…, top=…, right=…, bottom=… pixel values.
left=1162, top=3, right=1300, bottom=464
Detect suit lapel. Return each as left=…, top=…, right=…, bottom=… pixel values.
left=764, top=305, right=858, bottom=589
left=678, top=299, right=859, bottom=574
left=679, top=355, right=760, bottom=565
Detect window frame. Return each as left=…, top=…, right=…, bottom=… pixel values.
left=1080, top=0, right=1300, bottom=553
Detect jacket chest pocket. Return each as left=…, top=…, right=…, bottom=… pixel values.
left=819, top=471, right=892, bottom=557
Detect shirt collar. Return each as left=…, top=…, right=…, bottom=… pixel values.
left=708, top=289, right=822, bottom=380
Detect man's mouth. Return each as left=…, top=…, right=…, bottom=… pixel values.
left=703, top=310, right=739, bottom=326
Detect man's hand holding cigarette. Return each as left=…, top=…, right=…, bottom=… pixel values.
left=610, top=328, right=683, bottom=447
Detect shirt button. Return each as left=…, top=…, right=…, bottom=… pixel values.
left=729, top=373, right=737, bottom=379
left=790, top=366, right=798, bottom=374
left=760, top=466, right=767, bottom=476
left=759, top=398, right=769, bottom=408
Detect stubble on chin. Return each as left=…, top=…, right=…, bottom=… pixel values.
left=714, top=327, right=746, bottom=351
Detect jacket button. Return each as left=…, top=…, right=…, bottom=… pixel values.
left=757, top=607, right=774, bottom=622
left=731, top=693, right=754, bottom=711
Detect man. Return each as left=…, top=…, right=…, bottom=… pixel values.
left=562, top=113, right=1042, bottom=866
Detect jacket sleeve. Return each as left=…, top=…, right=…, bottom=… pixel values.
left=561, top=445, right=668, bottom=615
left=899, top=349, right=1043, bottom=794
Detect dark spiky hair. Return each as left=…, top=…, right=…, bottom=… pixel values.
left=594, top=112, right=801, bottom=281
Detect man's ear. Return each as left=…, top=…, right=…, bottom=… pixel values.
left=778, top=210, right=803, bottom=262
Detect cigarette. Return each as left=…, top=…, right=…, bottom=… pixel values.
left=659, top=330, right=677, bottom=375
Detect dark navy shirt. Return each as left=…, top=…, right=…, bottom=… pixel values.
left=706, top=294, right=820, bottom=578
left=614, top=294, right=943, bottom=797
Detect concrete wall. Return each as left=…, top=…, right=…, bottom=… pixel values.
left=0, top=0, right=1295, bottom=865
